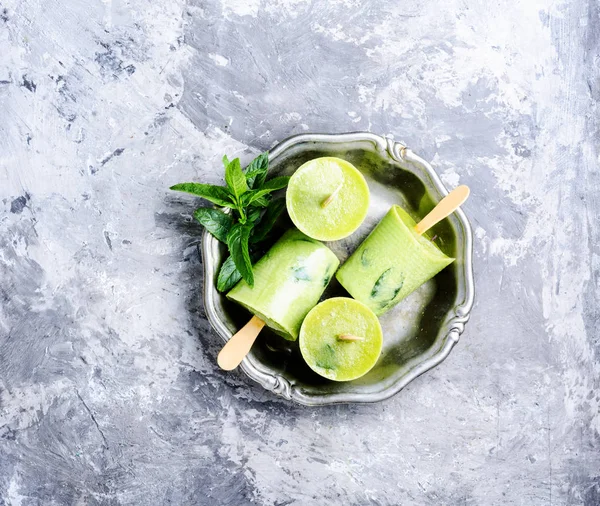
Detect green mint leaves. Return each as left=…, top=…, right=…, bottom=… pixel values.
left=251, top=198, right=286, bottom=244
left=170, top=151, right=289, bottom=290
left=169, top=183, right=235, bottom=208
left=216, top=255, right=242, bottom=292
left=192, top=208, right=233, bottom=243
left=226, top=223, right=254, bottom=287
left=224, top=158, right=248, bottom=201
left=244, top=151, right=269, bottom=189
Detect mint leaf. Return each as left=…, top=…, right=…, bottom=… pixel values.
left=241, top=190, right=270, bottom=207
left=247, top=207, right=262, bottom=224
left=258, top=176, right=290, bottom=192
left=170, top=183, right=234, bottom=208
left=217, top=249, right=262, bottom=292
left=172, top=151, right=285, bottom=290
left=244, top=152, right=269, bottom=189
left=249, top=195, right=271, bottom=208
left=251, top=198, right=286, bottom=243
left=227, top=223, right=254, bottom=286
left=193, top=208, right=233, bottom=243
left=241, top=177, right=290, bottom=207
left=217, top=255, right=242, bottom=292
left=225, top=158, right=247, bottom=200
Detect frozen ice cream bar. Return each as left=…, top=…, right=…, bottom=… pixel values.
left=286, top=157, right=370, bottom=241
left=227, top=229, right=340, bottom=341
left=299, top=297, right=383, bottom=381
left=336, top=205, right=454, bottom=316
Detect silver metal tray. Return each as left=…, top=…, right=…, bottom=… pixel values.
left=202, top=132, right=474, bottom=405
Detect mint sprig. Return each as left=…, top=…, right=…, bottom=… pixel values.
left=251, top=198, right=286, bottom=244
left=169, top=183, right=234, bottom=208
left=226, top=223, right=254, bottom=287
left=170, top=152, right=288, bottom=290
left=225, top=158, right=248, bottom=203
left=192, top=208, right=233, bottom=243
left=244, top=152, right=269, bottom=189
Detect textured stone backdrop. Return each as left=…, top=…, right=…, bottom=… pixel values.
left=0, top=0, right=599, bottom=504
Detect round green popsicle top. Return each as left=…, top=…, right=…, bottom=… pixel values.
left=299, top=297, right=383, bottom=382
left=286, top=157, right=370, bottom=241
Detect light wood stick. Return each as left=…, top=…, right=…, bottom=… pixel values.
left=321, top=183, right=343, bottom=208
left=337, top=334, right=365, bottom=342
left=217, top=315, right=265, bottom=370
left=414, top=185, right=470, bottom=236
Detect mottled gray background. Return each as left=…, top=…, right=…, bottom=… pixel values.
left=1, top=0, right=599, bottom=504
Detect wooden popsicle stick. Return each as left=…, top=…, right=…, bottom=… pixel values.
left=337, top=334, right=365, bottom=342
left=414, top=185, right=470, bottom=236
left=217, top=315, right=265, bottom=370
left=321, top=183, right=343, bottom=208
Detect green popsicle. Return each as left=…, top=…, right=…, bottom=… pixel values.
left=336, top=205, right=454, bottom=316
left=299, top=297, right=383, bottom=381
left=227, top=229, right=340, bottom=341
left=286, top=157, right=370, bottom=241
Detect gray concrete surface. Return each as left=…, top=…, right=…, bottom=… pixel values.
left=1, top=0, right=599, bottom=504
